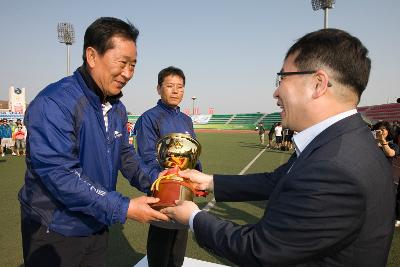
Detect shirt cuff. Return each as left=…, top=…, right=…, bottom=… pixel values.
left=189, top=209, right=202, bottom=232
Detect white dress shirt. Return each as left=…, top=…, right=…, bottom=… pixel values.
left=292, top=109, right=357, bottom=156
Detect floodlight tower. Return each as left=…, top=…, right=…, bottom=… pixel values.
left=57, top=22, right=75, bottom=75
left=311, top=0, right=336, bottom=29
left=191, top=96, right=197, bottom=115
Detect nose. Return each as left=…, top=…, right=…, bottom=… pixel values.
left=172, top=86, right=179, bottom=93
left=273, top=87, right=279, bottom=99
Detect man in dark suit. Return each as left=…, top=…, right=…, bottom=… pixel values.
left=162, top=29, right=395, bottom=266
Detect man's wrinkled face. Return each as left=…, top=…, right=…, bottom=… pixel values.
left=89, top=36, right=137, bottom=96
left=157, top=75, right=185, bottom=108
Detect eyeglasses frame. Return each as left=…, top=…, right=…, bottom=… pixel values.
left=275, top=70, right=332, bottom=88
left=275, top=71, right=316, bottom=87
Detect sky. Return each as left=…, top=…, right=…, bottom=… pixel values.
left=1, top=0, right=399, bottom=115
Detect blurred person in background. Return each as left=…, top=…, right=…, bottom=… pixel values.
left=372, top=121, right=399, bottom=157
left=13, top=124, right=26, bottom=156
left=8, top=119, right=17, bottom=156
left=257, top=122, right=266, bottom=145
left=267, top=122, right=277, bottom=149
left=274, top=122, right=283, bottom=149
left=282, top=128, right=294, bottom=151
left=393, top=121, right=400, bottom=146
left=372, top=121, right=400, bottom=227
left=0, top=119, right=13, bottom=157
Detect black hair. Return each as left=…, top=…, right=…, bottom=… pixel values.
left=286, top=28, right=371, bottom=100
left=82, top=17, right=139, bottom=62
left=158, top=66, right=186, bottom=86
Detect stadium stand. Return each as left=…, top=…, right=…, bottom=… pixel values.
left=127, top=103, right=399, bottom=131
left=358, top=103, right=400, bottom=123
left=207, top=114, right=233, bottom=124
left=229, top=113, right=264, bottom=124
left=128, top=114, right=140, bottom=124
left=261, top=112, right=282, bottom=129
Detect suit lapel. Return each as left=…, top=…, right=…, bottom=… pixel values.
left=266, top=113, right=367, bottom=207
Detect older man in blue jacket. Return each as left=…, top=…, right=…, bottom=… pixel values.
left=18, top=17, right=168, bottom=267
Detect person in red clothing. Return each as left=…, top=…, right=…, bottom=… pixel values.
left=13, top=124, right=26, bottom=156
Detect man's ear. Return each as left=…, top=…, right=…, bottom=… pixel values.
left=86, top=47, right=97, bottom=68
left=156, top=85, right=161, bottom=96
left=312, top=70, right=330, bottom=99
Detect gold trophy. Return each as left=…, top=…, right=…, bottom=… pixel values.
left=150, top=133, right=206, bottom=210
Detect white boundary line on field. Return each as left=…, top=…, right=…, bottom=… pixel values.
left=202, top=147, right=267, bottom=212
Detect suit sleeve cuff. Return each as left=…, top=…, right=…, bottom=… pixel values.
left=189, top=209, right=202, bottom=232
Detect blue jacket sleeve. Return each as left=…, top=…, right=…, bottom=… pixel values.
left=27, top=96, right=129, bottom=226
left=118, top=113, right=152, bottom=193
left=134, top=115, right=163, bottom=183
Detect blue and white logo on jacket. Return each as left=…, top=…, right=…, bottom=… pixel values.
left=114, top=131, right=122, bottom=139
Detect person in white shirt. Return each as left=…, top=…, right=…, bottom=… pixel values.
left=274, top=122, right=283, bottom=149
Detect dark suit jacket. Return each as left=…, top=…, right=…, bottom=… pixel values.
left=193, top=114, right=395, bottom=267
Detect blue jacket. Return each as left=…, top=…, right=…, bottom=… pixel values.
left=134, top=100, right=201, bottom=183
left=18, top=69, right=151, bottom=236
left=0, top=124, right=12, bottom=138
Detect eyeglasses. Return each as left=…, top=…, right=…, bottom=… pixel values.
left=275, top=71, right=316, bottom=87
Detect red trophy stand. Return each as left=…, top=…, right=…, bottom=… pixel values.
left=151, top=166, right=207, bottom=210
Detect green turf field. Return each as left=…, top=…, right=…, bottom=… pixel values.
left=1, top=132, right=399, bottom=266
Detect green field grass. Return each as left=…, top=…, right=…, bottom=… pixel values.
left=0, top=132, right=399, bottom=266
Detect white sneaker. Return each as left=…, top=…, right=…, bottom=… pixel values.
left=395, top=220, right=400, bottom=228
left=12, top=152, right=17, bottom=156
left=1, top=153, right=4, bottom=157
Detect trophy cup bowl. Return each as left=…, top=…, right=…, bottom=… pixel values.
left=150, top=133, right=203, bottom=210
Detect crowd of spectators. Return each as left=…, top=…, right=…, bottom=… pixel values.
left=0, top=118, right=26, bottom=157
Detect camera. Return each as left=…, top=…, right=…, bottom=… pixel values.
left=371, top=130, right=381, bottom=139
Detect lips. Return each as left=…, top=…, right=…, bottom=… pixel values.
left=114, top=80, right=126, bottom=89
left=277, top=102, right=285, bottom=117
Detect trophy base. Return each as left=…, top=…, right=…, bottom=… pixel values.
left=151, top=178, right=194, bottom=211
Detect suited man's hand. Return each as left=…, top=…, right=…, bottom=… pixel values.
left=126, top=196, right=169, bottom=223
left=161, top=200, right=200, bottom=225
left=178, top=169, right=214, bottom=191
